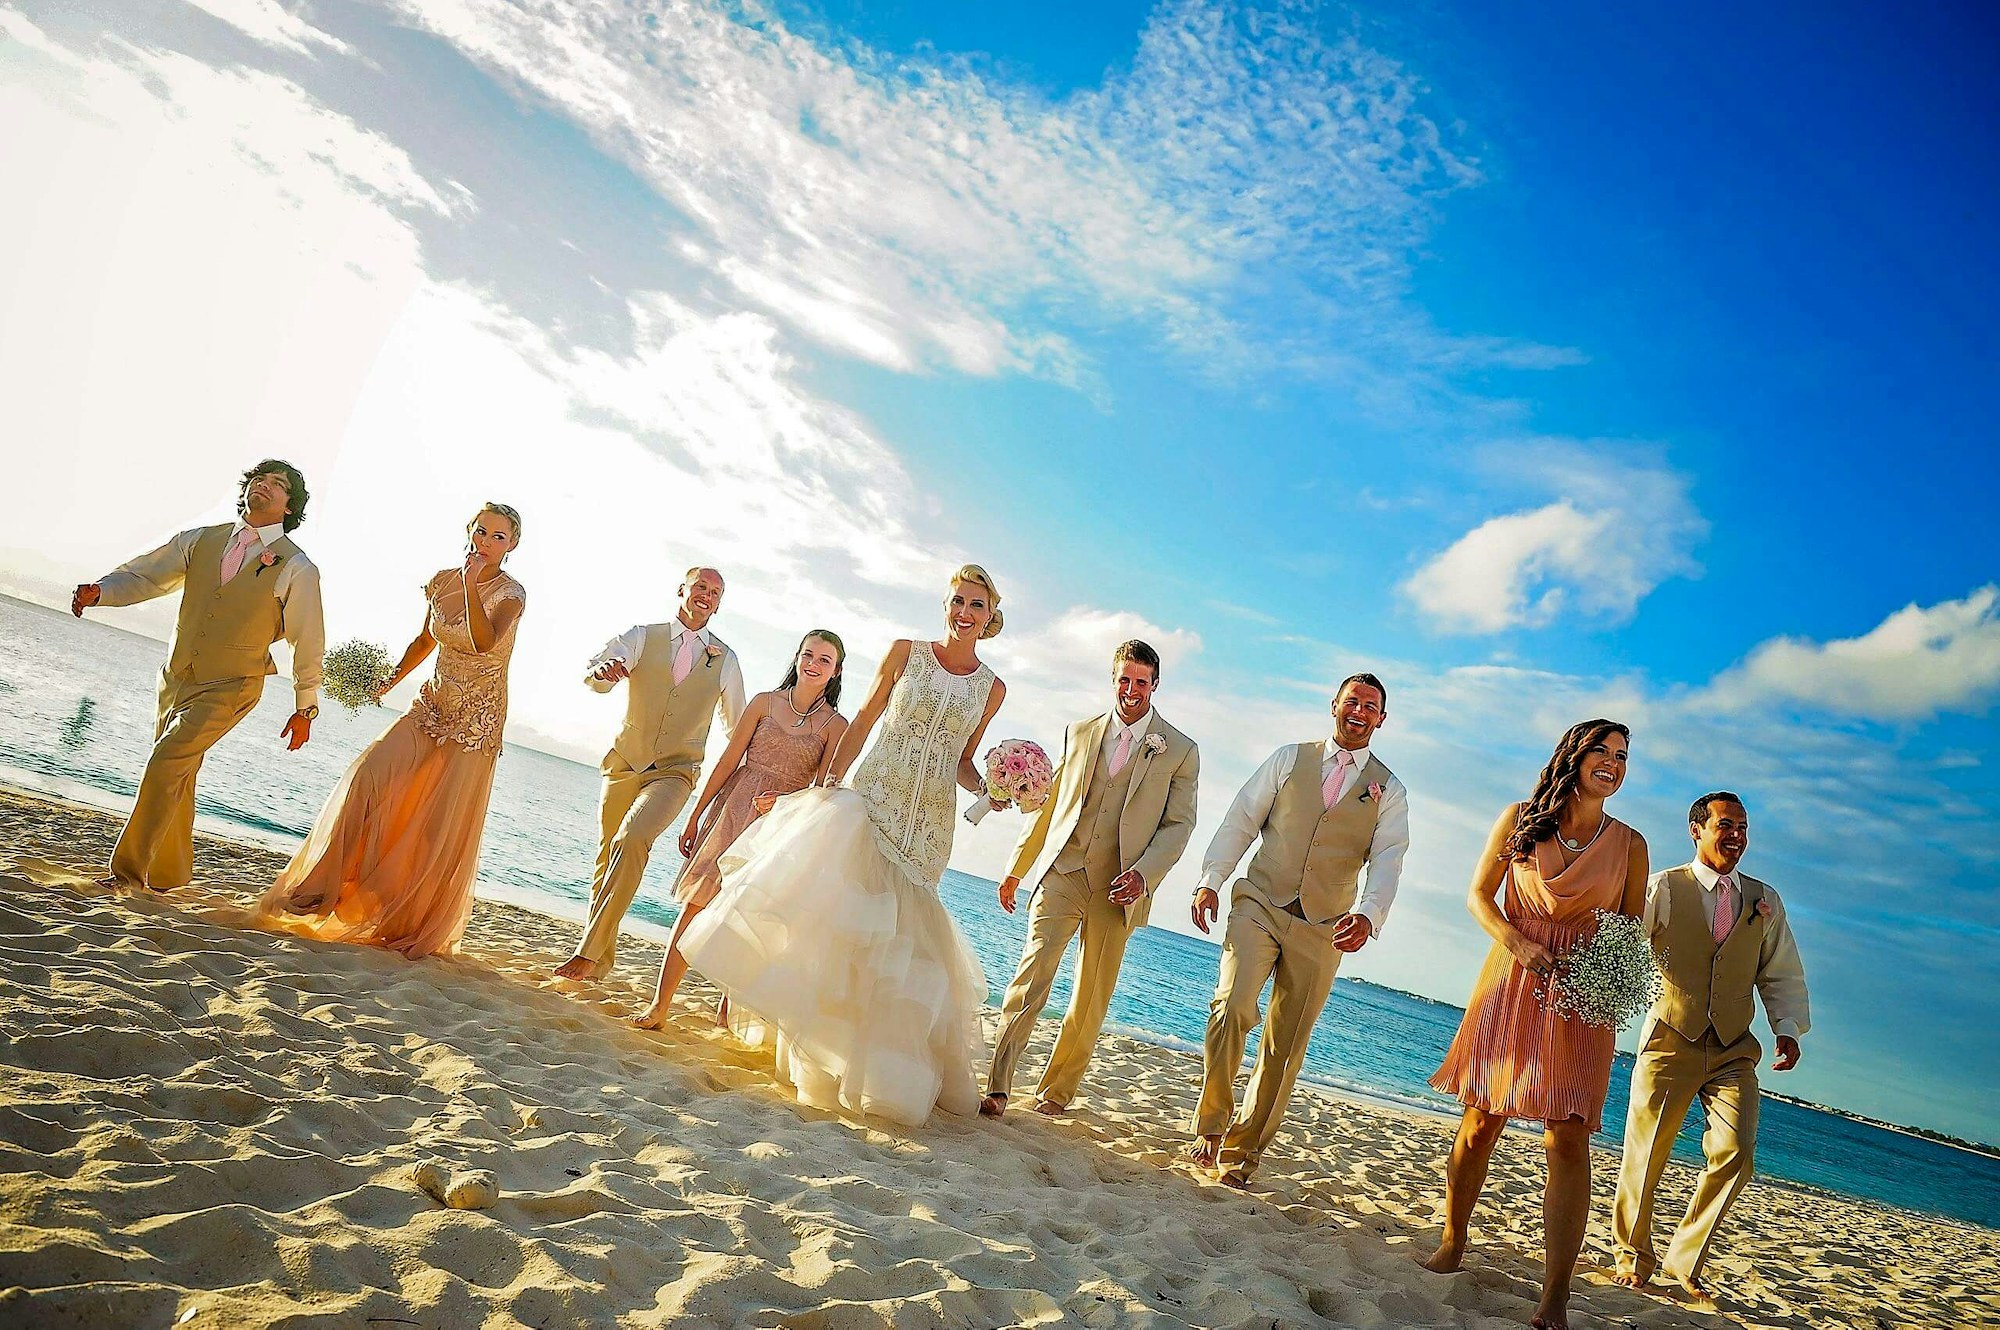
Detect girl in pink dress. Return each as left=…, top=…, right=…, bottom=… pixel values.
left=1424, top=719, right=1649, bottom=1330
left=260, top=505, right=525, bottom=959
left=633, top=630, right=849, bottom=1029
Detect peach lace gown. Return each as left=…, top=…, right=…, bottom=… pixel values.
left=260, top=569, right=525, bottom=959
left=674, top=695, right=842, bottom=908
left=1429, top=818, right=1633, bottom=1130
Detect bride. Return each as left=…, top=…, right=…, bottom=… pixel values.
left=678, top=564, right=1009, bottom=1126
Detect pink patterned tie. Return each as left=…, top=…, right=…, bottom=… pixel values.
left=1108, top=726, right=1133, bottom=778
left=1322, top=748, right=1352, bottom=809
left=218, top=527, right=259, bottom=585
left=1713, top=875, right=1736, bottom=944
left=672, top=630, right=700, bottom=685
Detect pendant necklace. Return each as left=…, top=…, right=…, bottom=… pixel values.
left=1559, top=811, right=1607, bottom=853
left=786, top=687, right=826, bottom=729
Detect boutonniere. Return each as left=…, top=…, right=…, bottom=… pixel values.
left=254, top=550, right=281, bottom=576
left=703, top=642, right=724, bottom=666
left=1142, top=733, right=1167, bottom=756
left=1359, top=781, right=1385, bottom=803
left=1753, top=897, right=1773, bottom=919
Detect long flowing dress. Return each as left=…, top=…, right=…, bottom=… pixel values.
left=260, top=569, right=525, bottom=959
left=674, top=695, right=843, bottom=907
left=678, top=643, right=992, bottom=1126
left=1429, top=819, right=1633, bottom=1130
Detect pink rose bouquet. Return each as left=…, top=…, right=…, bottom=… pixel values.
left=964, top=738, right=1054, bottom=824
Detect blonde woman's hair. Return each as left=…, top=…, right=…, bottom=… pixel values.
left=470, top=502, right=523, bottom=546
left=950, top=563, right=1004, bottom=639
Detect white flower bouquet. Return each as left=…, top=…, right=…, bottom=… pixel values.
left=322, top=639, right=394, bottom=711
left=964, top=738, right=1054, bottom=824
left=1538, top=909, right=1663, bottom=1029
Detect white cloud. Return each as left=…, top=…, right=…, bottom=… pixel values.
left=1703, top=586, right=2000, bottom=720
left=182, top=0, right=350, bottom=56
left=1401, top=442, right=1706, bottom=633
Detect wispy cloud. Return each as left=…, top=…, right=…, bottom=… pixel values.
left=182, top=0, right=349, bottom=56
left=1702, top=585, right=2000, bottom=721
left=1401, top=440, right=1706, bottom=633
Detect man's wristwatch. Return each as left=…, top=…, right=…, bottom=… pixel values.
left=297, top=705, right=320, bottom=721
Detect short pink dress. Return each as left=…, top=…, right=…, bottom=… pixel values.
left=1430, top=819, right=1632, bottom=1130
left=675, top=695, right=841, bottom=907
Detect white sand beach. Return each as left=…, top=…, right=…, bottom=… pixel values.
left=1, top=785, right=1993, bottom=1329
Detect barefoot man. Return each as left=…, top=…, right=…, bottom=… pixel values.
left=1187, top=673, right=1409, bottom=1187
left=1613, top=791, right=1810, bottom=1301
left=981, top=640, right=1200, bottom=1118
left=554, top=566, right=744, bottom=981
left=73, top=460, right=325, bottom=891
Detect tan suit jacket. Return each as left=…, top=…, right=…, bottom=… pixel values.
left=1004, top=710, right=1198, bottom=927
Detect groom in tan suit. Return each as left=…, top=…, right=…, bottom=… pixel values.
left=72, top=461, right=325, bottom=891
left=1614, top=791, right=1810, bottom=1299
left=554, top=566, right=745, bottom=981
left=1187, top=673, right=1409, bottom=1187
left=980, top=640, right=1200, bottom=1118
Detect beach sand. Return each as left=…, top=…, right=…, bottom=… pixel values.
left=1, top=785, right=1992, bottom=1329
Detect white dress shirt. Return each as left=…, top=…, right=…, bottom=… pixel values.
left=1101, top=708, right=1154, bottom=771
left=96, top=521, right=325, bottom=710
left=585, top=617, right=747, bottom=734
left=1197, top=738, right=1411, bottom=936
left=1642, top=862, right=1811, bottom=1041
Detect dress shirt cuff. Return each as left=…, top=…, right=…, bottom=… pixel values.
left=1196, top=869, right=1230, bottom=897
left=293, top=684, right=320, bottom=712
left=1350, top=900, right=1386, bottom=938
left=1772, top=1019, right=1802, bottom=1042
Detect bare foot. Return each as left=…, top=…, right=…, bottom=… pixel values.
left=1181, top=1135, right=1221, bottom=1170
left=1528, top=1310, right=1569, bottom=1330
left=1216, top=1172, right=1250, bottom=1191
left=632, top=1003, right=668, bottom=1031
left=978, top=1094, right=1007, bottom=1118
left=551, top=955, right=598, bottom=982
left=1420, top=1242, right=1465, bottom=1274
left=1032, top=1100, right=1065, bottom=1117
left=714, top=997, right=731, bottom=1028
left=1613, top=1269, right=1652, bottom=1290
left=1672, top=1273, right=1717, bottom=1305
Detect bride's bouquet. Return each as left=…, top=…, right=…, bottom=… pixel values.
left=1536, top=909, right=1663, bottom=1029
left=322, top=639, right=394, bottom=711
left=964, top=738, right=1054, bottom=825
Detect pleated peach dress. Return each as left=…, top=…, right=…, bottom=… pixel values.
left=1430, top=819, right=1633, bottom=1130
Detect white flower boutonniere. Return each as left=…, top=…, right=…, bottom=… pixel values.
left=1753, top=897, right=1773, bottom=920
left=1142, top=733, right=1167, bottom=756
left=1360, top=781, right=1386, bottom=804
left=703, top=643, right=724, bottom=665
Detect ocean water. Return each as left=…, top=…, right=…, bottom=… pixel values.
left=2, top=593, right=1994, bottom=1231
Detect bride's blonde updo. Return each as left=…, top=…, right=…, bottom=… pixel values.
left=951, top=563, right=1004, bottom=639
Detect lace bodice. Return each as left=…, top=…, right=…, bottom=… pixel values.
left=410, top=569, right=525, bottom=755
left=852, top=642, right=994, bottom=890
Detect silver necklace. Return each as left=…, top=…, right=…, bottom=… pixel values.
left=785, top=687, right=826, bottom=729
left=1559, top=811, right=1607, bottom=853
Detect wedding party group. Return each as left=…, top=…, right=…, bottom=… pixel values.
left=70, top=459, right=1813, bottom=1330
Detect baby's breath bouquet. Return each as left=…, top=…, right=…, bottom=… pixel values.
left=322, top=639, right=393, bottom=711
left=1539, top=910, right=1662, bottom=1029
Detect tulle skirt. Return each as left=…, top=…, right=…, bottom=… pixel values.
left=678, top=786, right=987, bottom=1127
left=258, top=710, right=496, bottom=960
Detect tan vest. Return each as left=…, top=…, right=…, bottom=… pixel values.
left=1655, top=867, right=1767, bottom=1045
left=1243, top=743, right=1390, bottom=924
left=166, top=524, right=293, bottom=685
left=608, top=623, right=728, bottom=775
left=1052, top=737, right=1141, bottom=889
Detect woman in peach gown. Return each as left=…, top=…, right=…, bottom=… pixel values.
left=260, top=505, right=526, bottom=959
left=1424, top=719, right=1648, bottom=1330
left=632, top=629, right=849, bottom=1029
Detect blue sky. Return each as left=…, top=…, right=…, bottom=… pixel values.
left=1, top=0, right=1995, bottom=1141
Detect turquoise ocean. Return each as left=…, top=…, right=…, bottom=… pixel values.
left=1, top=594, right=1993, bottom=1231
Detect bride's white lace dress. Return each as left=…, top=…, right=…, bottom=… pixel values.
left=678, top=642, right=993, bottom=1125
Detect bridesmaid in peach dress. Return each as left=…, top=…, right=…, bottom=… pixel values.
left=260, top=505, right=526, bottom=959
left=1424, top=719, right=1649, bottom=1330
left=632, top=629, right=849, bottom=1029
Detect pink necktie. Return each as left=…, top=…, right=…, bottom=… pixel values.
left=1322, top=748, right=1352, bottom=809
left=1713, top=875, right=1736, bottom=944
left=672, top=630, right=699, bottom=685
left=218, top=527, right=259, bottom=585
left=1108, top=726, right=1133, bottom=778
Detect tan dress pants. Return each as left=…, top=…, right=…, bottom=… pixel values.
left=984, top=867, right=1135, bottom=1107
left=573, top=758, right=695, bottom=968
left=1193, top=889, right=1341, bottom=1182
left=110, top=671, right=264, bottom=888
left=1613, top=1020, right=1762, bottom=1282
